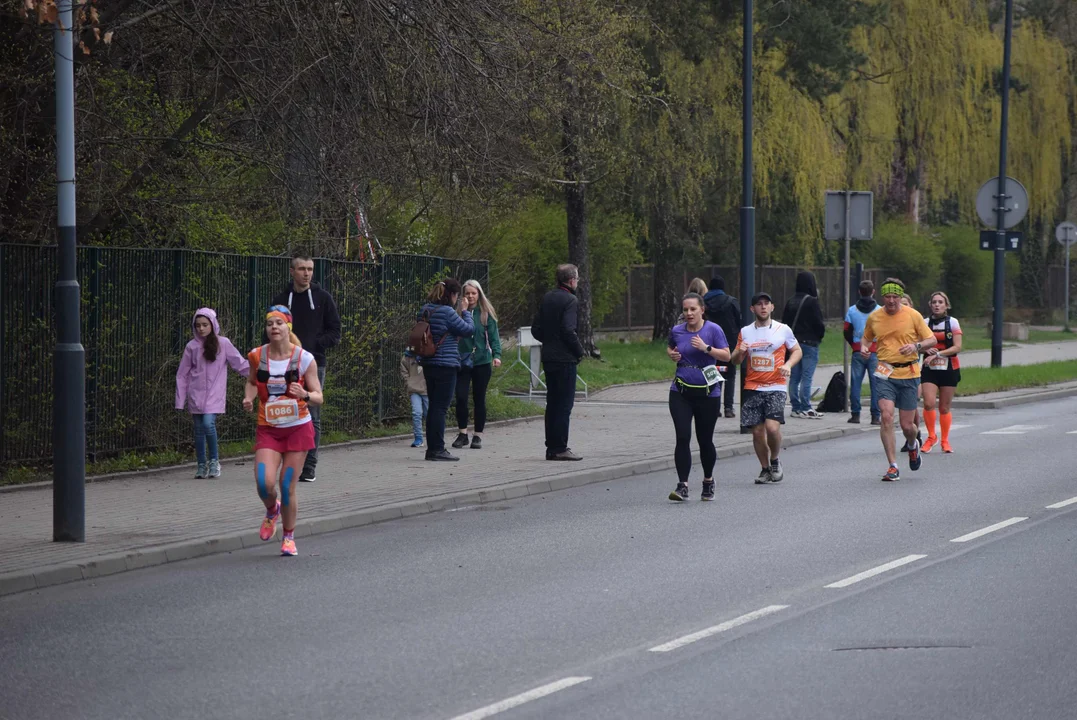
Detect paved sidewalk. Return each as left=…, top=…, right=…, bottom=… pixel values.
left=2, top=391, right=860, bottom=592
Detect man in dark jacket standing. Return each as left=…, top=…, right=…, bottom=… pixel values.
left=270, top=254, right=342, bottom=481
left=531, top=264, right=585, bottom=461
left=702, top=274, right=742, bottom=418
left=781, top=270, right=826, bottom=418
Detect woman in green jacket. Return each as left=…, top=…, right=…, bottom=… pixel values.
left=452, top=280, right=502, bottom=449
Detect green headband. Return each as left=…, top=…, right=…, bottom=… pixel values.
left=880, top=282, right=904, bottom=297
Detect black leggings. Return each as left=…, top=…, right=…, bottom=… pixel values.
left=456, top=362, right=493, bottom=432
left=668, top=390, right=720, bottom=483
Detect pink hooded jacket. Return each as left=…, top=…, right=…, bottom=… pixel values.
left=175, top=308, right=249, bottom=414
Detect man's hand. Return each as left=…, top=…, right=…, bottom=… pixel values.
left=859, top=346, right=871, bottom=360
left=779, top=366, right=792, bottom=378
left=898, top=343, right=918, bottom=356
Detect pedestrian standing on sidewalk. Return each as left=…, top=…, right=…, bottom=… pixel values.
left=452, top=279, right=502, bottom=451
left=920, top=291, right=963, bottom=454
left=176, top=308, right=249, bottom=478
left=666, top=292, right=730, bottom=502
left=859, top=279, right=937, bottom=482
left=400, top=349, right=428, bottom=448
left=844, top=280, right=881, bottom=425
left=420, top=279, right=474, bottom=461
left=243, top=305, right=323, bottom=556
left=269, top=254, right=341, bottom=483
left=703, top=274, right=743, bottom=418
left=782, top=271, right=826, bottom=418
left=729, top=292, right=801, bottom=484
left=531, top=263, right=586, bottom=461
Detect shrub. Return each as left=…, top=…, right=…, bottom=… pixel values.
left=854, top=221, right=943, bottom=309
left=936, top=225, right=993, bottom=317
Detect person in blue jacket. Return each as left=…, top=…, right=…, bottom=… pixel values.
left=419, top=278, right=474, bottom=461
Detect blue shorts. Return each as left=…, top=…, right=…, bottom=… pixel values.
left=877, top=377, right=920, bottom=411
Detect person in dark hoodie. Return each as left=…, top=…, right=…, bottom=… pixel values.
left=269, top=254, right=341, bottom=482
left=844, top=280, right=881, bottom=425
left=703, top=275, right=743, bottom=418
left=781, top=271, right=826, bottom=418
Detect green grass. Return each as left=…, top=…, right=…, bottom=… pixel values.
left=493, top=340, right=675, bottom=393
left=853, top=359, right=1077, bottom=396
left=819, top=321, right=1076, bottom=366
left=0, top=391, right=541, bottom=487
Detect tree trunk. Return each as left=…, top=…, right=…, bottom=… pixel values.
left=562, top=111, right=597, bottom=356
left=651, top=204, right=682, bottom=341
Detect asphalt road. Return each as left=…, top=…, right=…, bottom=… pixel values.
left=3, top=399, right=1076, bottom=720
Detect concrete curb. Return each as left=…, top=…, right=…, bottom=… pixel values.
left=0, top=413, right=544, bottom=494
left=950, top=385, right=1077, bottom=410
left=0, top=424, right=866, bottom=598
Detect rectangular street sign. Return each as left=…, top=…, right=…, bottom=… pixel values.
left=825, top=191, right=873, bottom=241
left=979, top=230, right=1023, bottom=251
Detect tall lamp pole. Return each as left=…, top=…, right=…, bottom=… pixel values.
left=53, top=0, right=86, bottom=542
left=738, top=0, right=754, bottom=432
left=990, top=0, right=1014, bottom=368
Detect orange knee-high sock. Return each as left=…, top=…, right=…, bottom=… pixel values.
left=923, top=409, right=938, bottom=440
left=940, top=411, right=952, bottom=441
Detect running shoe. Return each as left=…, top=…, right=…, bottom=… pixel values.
left=805, top=410, right=824, bottom=419
left=908, top=439, right=922, bottom=471
left=470, top=436, right=482, bottom=449
left=790, top=411, right=806, bottom=419
left=259, top=501, right=281, bottom=541
left=208, top=460, right=221, bottom=477
left=701, top=481, right=715, bottom=501
left=280, top=536, right=297, bottom=557
left=920, top=436, right=937, bottom=454
left=451, top=433, right=469, bottom=449
left=768, top=461, right=784, bottom=483
left=669, top=482, right=689, bottom=502
left=195, top=463, right=207, bottom=479
left=754, top=468, right=772, bottom=484
left=882, top=466, right=900, bottom=482
left=410, top=439, right=424, bottom=448
left=941, top=439, right=953, bottom=454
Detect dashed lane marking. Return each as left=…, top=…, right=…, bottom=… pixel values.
left=449, top=677, right=592, bottom=720
left=982, top=425, right=1046, bottom=435
left=823, top=555, right=928, bottom=589
left=951, top=517, right=1028, bottom=543
left=1046, top=496, right=1077, bottom=509
left=648, top=605, right=790, bottom=653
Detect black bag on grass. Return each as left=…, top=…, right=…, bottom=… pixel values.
left=816, top=371, right=846, bottom=413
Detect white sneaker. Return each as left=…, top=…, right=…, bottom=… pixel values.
left=790, top=410, right=806, bottom=419
left=805, top=410, right=824, bottom=419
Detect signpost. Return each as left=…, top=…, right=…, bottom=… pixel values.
left=1057, top=222, right=1077, bottom=331
left=825, top=191, right=873, bottom=413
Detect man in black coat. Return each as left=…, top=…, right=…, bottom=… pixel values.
left=702, top=274, right=743, bottom=418
left=531, top=263, right=585, bottom=461
left=269, top=254, right=342, bottom=481
left=780, top=270, right=826, bottom=418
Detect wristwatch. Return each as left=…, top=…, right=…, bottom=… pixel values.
left=706, top=345, right=713, bottom=354
left=303, top=393, right=311, bottom=402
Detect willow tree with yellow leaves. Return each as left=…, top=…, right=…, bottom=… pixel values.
left=832, top=0, right=1072, bottom=230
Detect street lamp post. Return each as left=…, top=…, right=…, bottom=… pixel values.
left=738, top=0, right=754, bottom=433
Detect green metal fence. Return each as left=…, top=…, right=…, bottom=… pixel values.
left=0, top=246, right=488, bottom=464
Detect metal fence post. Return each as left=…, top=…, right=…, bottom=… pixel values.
left=87, top=247, right=102, bottom=461
left=0, top=245, right=5, bottom=464
left=172, top=249, right=186, bottom=353
left=247, top=256, right=258, bottom=350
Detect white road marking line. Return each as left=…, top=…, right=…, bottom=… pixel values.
left=982, top=424, right=1046, bottom=435
left=824, top=555, right=928, bottom=589
left=1046, top=496, right=1077, bottom=509
left=648, top=605, right=789, bottom=653
left=951, top=517, right=1028, bottom=543
left=948, top=423, right=972, bottom=431
left=1067, top=431, right=1077, bottom=435
left=449, top=677, right=592, bottom=720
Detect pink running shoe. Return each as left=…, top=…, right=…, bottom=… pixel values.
left=280, top=536, right=297, bottom=557
left=259, top=501, right=281, bottom=542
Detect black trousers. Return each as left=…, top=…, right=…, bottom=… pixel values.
left=668, top=390, right=720, bottom=483
left=720, top=363, right=736, bottom=411
left=455, top=362, right=493, bottom=433
left=543, top=361, right=577, bottom=456
left=424, top=364, right=458, bottom=453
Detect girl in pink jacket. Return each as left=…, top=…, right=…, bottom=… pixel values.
left=176, top=308, right=249, bottom=477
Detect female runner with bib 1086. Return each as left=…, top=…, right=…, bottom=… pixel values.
left=243, top=305, right=323, bottom=556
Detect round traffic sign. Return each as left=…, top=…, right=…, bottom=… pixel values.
left=976, top=177, right=1029, bottom=229
left=1056, top=221, right=1077, bottom=247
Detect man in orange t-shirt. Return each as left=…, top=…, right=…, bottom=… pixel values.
left=859, top=278, right=937, bottom=481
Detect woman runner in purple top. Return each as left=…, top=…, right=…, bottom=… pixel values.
left=666, top=292, right=730, bottom=502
